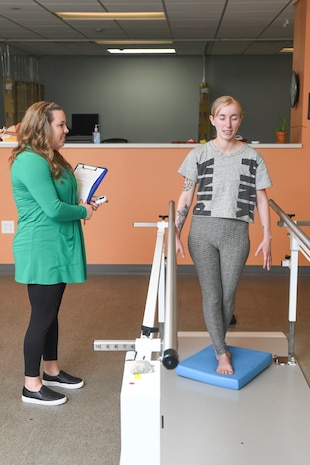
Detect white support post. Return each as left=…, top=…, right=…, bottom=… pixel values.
left=288, top=234, right=299, bottom=324
left=287, top=234, right=299, bottom=363
left=135, top=220, right=167, bottom=361
left=158, top=251, right=166, bottom=324
left=141, top=226, right=165, bottom=331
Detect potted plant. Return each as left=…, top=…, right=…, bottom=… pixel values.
left=273, top=115, right=288, bottom=143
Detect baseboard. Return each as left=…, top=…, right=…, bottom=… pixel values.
left=0, top=264, right=15, bottom=274
left=1, top=263, right=309, bottom=276
left=88, top=264, right=309, bottom=276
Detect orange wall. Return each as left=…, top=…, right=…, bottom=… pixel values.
left=0, top=144, right=308, bottom=267
left=2, top=1, right=310, bottom=270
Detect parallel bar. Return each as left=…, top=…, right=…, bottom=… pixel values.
left=162, top=200, right=179, bottom=369
left=269, top=198, right=310, bottom=363
left=269, top=199, right=310, bottom=251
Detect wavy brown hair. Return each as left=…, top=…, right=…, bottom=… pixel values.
left=9, top=101, right=72, bottom=179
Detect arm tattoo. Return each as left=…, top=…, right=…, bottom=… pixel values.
left=183, top=178, right=194, bottom=192
left=176, top=179, right=195, bottom=232
left=176, top=204, right=189, bottom=232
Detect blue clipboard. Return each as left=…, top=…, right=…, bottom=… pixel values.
left=74, top=163, right=108, bottom=203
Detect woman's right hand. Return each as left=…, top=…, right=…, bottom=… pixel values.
left=176, top=235, right=185, bottom=259
left=79, top=201, right=93, bottom=220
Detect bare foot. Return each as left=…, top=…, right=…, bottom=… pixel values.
left=216, top=351, right=234, bottom=375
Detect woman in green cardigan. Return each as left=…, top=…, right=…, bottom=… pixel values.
left=10, top=101, right=98, bottom=406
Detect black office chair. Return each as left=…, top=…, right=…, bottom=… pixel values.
left=102, top=138, right=128, bottom=143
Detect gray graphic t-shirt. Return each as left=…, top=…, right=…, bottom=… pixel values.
left=178, top=141, right=272, bottom=223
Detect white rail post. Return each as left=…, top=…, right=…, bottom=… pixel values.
left=287, top=233, right=298, bottom=363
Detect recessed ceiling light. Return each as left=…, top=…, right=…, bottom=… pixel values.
left=97, top=40, right=172, bottom=45
left=56, top=12, right=166, bottom=21
left=107, top=48, right=176, bottom=54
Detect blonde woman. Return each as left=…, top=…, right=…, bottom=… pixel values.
left=175, top=96, right=272, bottom=375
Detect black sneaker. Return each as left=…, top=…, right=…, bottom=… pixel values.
left=22, top=385, right=67, bottom=406
left=230, top=314, right=237, bottom=325
left=42, top=370, right=84, bottom=389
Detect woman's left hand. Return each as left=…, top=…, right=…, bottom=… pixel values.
left=89, top=197, right=99, bottom=211
left=255, top=189, right=272, bottom=270
left=255, top=238, right=272, bottom=270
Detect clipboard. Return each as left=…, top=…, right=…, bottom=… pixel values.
left=74, top=163, right=108, bottom=203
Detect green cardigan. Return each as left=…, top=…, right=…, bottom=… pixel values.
left=11, top=151, right=88, bottom=284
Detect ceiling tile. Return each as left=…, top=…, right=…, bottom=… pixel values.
left=0, top=0, right=295, bottom=56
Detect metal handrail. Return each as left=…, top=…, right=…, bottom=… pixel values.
left=133, top=201, right=179, bottom=369
left=162, top=201, right=179, bottom=369
left=269, top=199, right=310, bottom=363
left=269, top=199, right=310, bottom=252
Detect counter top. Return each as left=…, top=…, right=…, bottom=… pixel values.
left=0, top=142, right=303, bottom=149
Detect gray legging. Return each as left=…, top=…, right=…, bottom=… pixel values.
left=188, top=216, right=250, bottom=355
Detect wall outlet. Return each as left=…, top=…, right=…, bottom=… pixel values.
left=1, top=221, right=15, bottom=234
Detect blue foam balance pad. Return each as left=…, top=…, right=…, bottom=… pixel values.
left=176, top=345, right=273, bottom=390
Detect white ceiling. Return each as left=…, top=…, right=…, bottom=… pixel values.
left=0, top=0, right=296, bottom=56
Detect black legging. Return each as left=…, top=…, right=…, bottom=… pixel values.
left=24, top=283, right=66, bottom=377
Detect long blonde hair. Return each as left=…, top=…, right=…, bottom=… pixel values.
left=9, top=101, right=72, bottom=179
